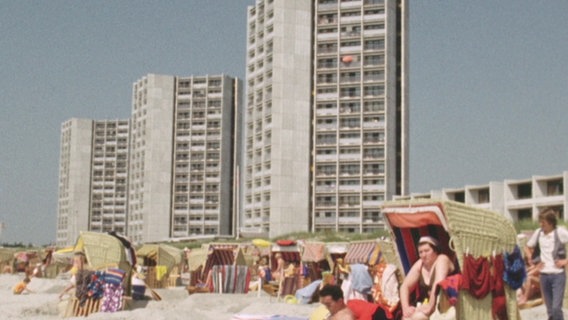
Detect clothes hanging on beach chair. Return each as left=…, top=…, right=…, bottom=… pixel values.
left=86, top=271, right=106, bottom=301
left=100, top=283, right=124, bottom=312
left=76, top=270, right=95, bottom=307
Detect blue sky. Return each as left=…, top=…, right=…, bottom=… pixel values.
left=1, top=1, right=567, bottom=245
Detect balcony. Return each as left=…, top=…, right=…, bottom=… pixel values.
left=341, top=0, right=362, bottom=8
left=362, top=200, right=381, bottom=207
left=339, top=138, right=362, bottom=145
left=340, top=16, right=362, bottom=24
left=338, top=217, right=361, bottom=224
left=363, top=29, right=385, bottom=37
left=314, top=217, right=336, bottom=225
left=317, top=123, right=338, bottom=131
left=316, top=108, right=338, bottom=116
left=316, top=93, right=339, bottom=100
left=363, top=13, right=385, bottom=22
left=339, top=185, right=361, bottom=192
left=315, top=154, right=337, bottom=161
left=315, top=185, right=337, bottom=192
left=338, top=154, right=361, bottom=161
left=363, top=121, right=384, bottom=129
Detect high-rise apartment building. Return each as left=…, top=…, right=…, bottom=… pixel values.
left=56, top=119, right=130, bottom=247
left=128, top=74, right=240, bottom=244
left=312, top=0, right=408, bottom=233
left=241, top=0, right=408, bottom=237
left=57, top=74, right=240, bottom=245
left=242, top=1, right=313, bottom=237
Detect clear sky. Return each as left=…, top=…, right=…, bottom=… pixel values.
left=1, top=1, right=567, bottom=245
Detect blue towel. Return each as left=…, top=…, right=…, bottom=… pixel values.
left=295, top=279, right=322, bottom=304
left=350, top=264, right=373, bottom=294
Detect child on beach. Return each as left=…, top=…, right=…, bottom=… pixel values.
left=13, top=277, right=33, bottom=295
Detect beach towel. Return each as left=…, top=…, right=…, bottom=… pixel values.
left=295, top=279, right=322, bottom=304
left=350, top=264, right=373, bottom=294
left=156, top=265, right=167, bottom=281
left=503, top=245, right=526, bottom=290
left=100, top=283, right=123, bottom=312
left=462, top=254, right=491, bottom=299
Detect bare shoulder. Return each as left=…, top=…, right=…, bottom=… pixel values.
left=435, top=254, right=455, bottom=272
left=333, top=307, right=355, bottom=320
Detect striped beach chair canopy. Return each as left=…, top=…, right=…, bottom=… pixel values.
left=344, top=240, right=380, bottom=265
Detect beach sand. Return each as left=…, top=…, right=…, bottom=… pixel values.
left=0, top=274, right=559, bottom=319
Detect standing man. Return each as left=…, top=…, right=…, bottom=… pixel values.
left=319, top=284, right=355, bottom=320
left=526, top=208, right=568, bottom=320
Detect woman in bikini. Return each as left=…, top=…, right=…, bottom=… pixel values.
left=399, top=236, right=455, bottom=320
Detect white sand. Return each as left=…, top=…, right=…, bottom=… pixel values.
left=0, top=274, right=559, bottom=319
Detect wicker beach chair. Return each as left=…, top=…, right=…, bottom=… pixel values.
left=382, top=199, right=521, bottom=320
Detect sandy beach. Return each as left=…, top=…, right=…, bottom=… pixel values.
left=0, top=273, right=559, bottom=319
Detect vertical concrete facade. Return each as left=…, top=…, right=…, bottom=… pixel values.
left=56, top=119, right=129, bottom=247
left=312, top=0, right=408, bottom=233
left=128, top=74, right=176, bottom=243
left=242, top=0, right=313, bottom=238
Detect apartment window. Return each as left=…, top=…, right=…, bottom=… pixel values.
left=364, top=55, right=384, bottom=66
left=340, top=102, right=360, bottom=113
left=340, top=40, right=361, bottom=48
left=364, top=23, right=384, bottom=30
left=517, top=208, right=532, bottom=221
left=340, top=11, right=360, bottom=18
left=364, top=101, right=384, bottom=112
left=363, top=148, right=384, bottom=158
left=364, top=86, right=384, bottom=96
left=340, top=87, right=360, bottom=98
left=363, top=132, right=384, bottom=143
left=340, top=118, right=360, bottom=128
left=317, top=87, right=337, bottom=94
left=547, top=180, right=563, bottom=196
left=339, top=148, right=359, bottom=155
left=317, top=73, right=337, bottom=83
left=340, top=180, right=359, bottom=186
left=317, top=165, right=336, bottom=175
left=364, top=9, right=385, bottom=15
left=339, top=132, right=360, bottom=139
left=340, top=164, right=360, bottom=175
left=317, top=103, right=337, bottom=110
left=340, top=72, right=360, bottom=83
left=478, top=189, right=490, bottom=203
left=318, top=43, right=338, bottom=53
left=517, top=183, right=532, bottom=199
left=318, top=58, right=337, bottom=68
left=364, top=39, right=384, bottom=50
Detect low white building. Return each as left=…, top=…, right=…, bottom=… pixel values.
left=397, top=171, right=568, bottom=222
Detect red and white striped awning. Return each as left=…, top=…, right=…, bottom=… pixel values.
left=344, top=241, right=378, bottom=265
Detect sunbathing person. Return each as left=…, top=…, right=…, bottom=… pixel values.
left=399, top=236, right=455, bottom=320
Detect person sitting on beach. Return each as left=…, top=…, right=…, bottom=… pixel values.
left=59, top=252, right=87, bottom=300
left=399, top=236, right=455, bottom=320
left=13, top=277, right=33, bottom=295
left=517, top=263, right=540, bottom=305
left=273, top=253, right=286, bottom=282
left=319, top=284, right=355, bottom=320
